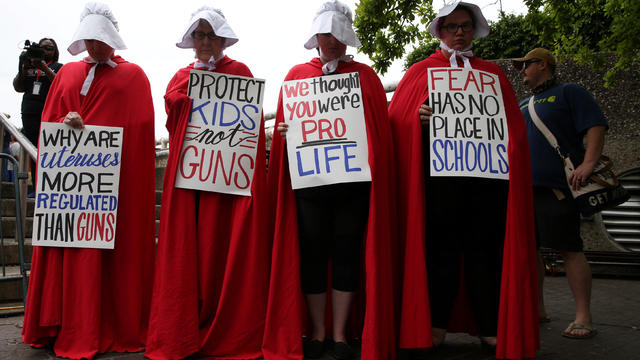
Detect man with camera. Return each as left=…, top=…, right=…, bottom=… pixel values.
left=12, top=38, right=63, bottom=179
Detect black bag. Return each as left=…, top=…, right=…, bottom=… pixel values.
left=528, top=97, right=630, bottom=216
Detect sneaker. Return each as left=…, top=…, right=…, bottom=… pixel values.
left=329, top=341, right=354, bottom=360
left=303, top=339, right=325, bottom=359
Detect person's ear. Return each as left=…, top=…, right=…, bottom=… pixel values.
left=539, top=60, right=548, bottom=71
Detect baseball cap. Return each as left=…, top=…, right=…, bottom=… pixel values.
left=512, top=48, right=556, bottom=70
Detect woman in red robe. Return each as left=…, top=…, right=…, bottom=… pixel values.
left=388, top=2, right=538, bottom=359
left=145, top=6, right=270, bottom=360
left=21, top=3, right=156, bottom=359
left=263, top=1, right=396, bottom=359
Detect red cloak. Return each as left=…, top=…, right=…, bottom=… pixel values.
left=263, top=58, right=397, bottom=360
left=388, top=49, right=539, bottom=359
left=145, top=56, right=271, bottom=360
left=21, top=56, right=157, bottom=359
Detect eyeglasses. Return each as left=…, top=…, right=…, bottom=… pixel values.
left=192, top=31, right=221, bottom=41
left=41, top=45, right=55, bottom=51
left=440, top=22, right=474, bottom=34
left=520, top=59, right=541, bottom=71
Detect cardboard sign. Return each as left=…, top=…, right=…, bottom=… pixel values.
left=283, top=72, right=371, bottom=189
left=175, top=70, right=265, bottom=196
left=33, top=123, right=123, bottom=249
left=428, top=67, right=510, bottom=180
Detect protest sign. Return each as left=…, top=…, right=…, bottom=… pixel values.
left=33, top=123, right=123, bottom=249
left=428, top=67, right=510, bottom=180
left=282, top=72, right=371, bottom=189
left=175, top=70, right=265, bottom=196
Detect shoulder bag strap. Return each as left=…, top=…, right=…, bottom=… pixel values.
left=527, top=96, right=566, bottom=160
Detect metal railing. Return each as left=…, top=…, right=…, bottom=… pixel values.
left=0, top=112, right=35, bottom=241
left=0, top=153, right=29, bottom=306
left=0, top=113, right=35, bottom=307
left=602, top=169, right=640, bottom=252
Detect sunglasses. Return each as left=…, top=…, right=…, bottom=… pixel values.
left=520, top=59, right=541, bottom=71
left=41, top=45, right=55, bottom=51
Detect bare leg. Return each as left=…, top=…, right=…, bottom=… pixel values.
left=306, top=293, right=327, bottom=341
left=331, top=289, right=355, bottom=343
left=479, top=336, right=497, bottom=346
left=537, top=251, right=549, bottom=319
left=561, top=251, right=593, bottom=336
left=432, top=327, right=447, bottom=346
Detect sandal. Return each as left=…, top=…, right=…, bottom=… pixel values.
left=539, top=316, right=552, bottom=323
left=562, top=322, right=597, bottom=339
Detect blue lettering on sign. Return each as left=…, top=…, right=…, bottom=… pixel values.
left=313, top=148, right=320, bottom=174
left=324, top=145, right=342, bottom=173
left=478, top=143, right=488, bottom=172
left=296, top=144, right=364, bottom=177
left=343, top=144, right=361, bottom=172
left=497, top=144, right=509, bottom=173
left=241, top=104, right=258, bottom=130
left=190, top=100, right=210, bottom=125
left=297, top=151, right=313, bottom=176
left=431, top=139, right=509, bottom=175
left=37, top=193, right=119, bottom=211
left=219, top=102, right=240, bottom=127
left=465, top=141, right=477, bottom=171
left=432, top=140, right=445, bottom=172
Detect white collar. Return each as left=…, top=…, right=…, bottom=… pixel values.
left=440, top=42, right=474, bottom=69
left=80, top=56, right=117, bottom=96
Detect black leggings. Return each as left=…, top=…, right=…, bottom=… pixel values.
left=296, top=182, right=370, bottom=294
left=425, top=177, right=508, bottom=337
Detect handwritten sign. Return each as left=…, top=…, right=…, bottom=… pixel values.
left=283, top=72, right=371, bottom=189
left=175, top=70, right=265, bottom=196
left=428, top=67, right=509, bottom=180
left=33, top=123, right=123, bottom=249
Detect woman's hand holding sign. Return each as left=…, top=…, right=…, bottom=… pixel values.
left=277, top=122, right=289, bottom=138
left=64, top=111, right=85, bottom=129
left=419, top=104, right=433, bottom=126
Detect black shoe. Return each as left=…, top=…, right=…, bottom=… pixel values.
left=330, top=341, right=355, bottom=360
left=303, top=339, right=325, bottom=359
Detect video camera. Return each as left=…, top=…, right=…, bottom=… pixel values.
left=19, top=40, right=45, bottom=63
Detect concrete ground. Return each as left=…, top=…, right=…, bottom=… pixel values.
left=1, top=276, right=639, bottom=360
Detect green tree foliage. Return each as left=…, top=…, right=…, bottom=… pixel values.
left=524, top=0, right=640, bottom=86
left=353, top=0, right=435, bottom=74
left=403, top=41, right=439, bottom=70
left=474, top=13, right=550, bottom=60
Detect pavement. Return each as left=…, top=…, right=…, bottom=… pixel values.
left=1, top=276, right=639, bottom=360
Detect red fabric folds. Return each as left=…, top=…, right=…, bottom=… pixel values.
left=145, top=56, right=271, bottom=360
left=388, top=49, right=539, bottom=359
left=21, top=56, right=157, bottom=359
left=263, top=58, right=397, bottom=360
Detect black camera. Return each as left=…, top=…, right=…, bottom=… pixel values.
left=20, top=40, right=45, bottom=63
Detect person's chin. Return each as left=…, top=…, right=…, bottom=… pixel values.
left=453, top=42, right=468, bottom=50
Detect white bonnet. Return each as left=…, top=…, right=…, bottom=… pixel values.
left=427, top=1, right=490, bottom=39
left=67, top=2, right=126, bottom=55
left=304, top=0, right=361, bottom=49
left=176, top=6, right=239, bottom=49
